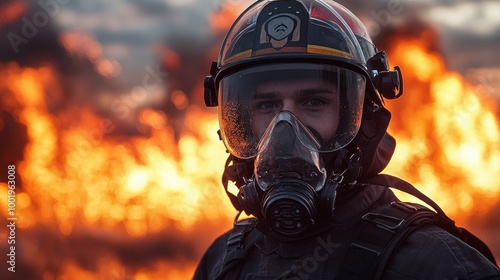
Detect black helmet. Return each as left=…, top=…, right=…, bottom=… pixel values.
left=205, top=0, right=403, bottom=182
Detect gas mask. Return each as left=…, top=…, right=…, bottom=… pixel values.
left=238, top=111, right=332, bottom=236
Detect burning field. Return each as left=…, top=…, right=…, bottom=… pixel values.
left=1, top=1, right=499, bottom=279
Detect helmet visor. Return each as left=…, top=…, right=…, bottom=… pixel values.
left=218, top=63, right=365, bottom=159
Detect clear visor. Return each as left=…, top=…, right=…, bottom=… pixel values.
left=218, top=63, right=365, bottom=159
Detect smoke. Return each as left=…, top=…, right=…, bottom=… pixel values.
left=336, top=0, right=500, bottom=76
left=0, top=221, right=226, bottom=280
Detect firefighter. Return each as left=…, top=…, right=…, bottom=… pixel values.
left=194, top=0, right=500, bottom=279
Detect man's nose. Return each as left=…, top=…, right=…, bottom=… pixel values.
left=281, top=100, right=298, bottom=115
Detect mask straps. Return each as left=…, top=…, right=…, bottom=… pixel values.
left=222, top=155, right=254, bottom=212
left=324, top=147, right=363, bottom=187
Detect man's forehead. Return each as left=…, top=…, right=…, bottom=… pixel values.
left=255, top=78, right=338, bottom=93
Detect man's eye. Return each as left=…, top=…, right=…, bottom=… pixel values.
left=256, top=101, right=278, bottom=110
left=304, top=98, right=327, bottom=107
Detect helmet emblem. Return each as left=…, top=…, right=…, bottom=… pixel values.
left=260, top=14, right=301, bottom=49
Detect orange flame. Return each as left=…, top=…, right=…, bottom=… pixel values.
left=0, top=61, right=235, bottom=279
left=384, top=37, right=500, bottom=222
left=1, top=63, right=236, bottom=231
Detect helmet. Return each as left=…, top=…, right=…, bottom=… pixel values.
left=205, top=0, right=403, bottom=187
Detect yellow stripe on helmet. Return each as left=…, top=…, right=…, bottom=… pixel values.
left=307, top=45, right=353, bottom=58
left=224, top=45, right=352, bottom=65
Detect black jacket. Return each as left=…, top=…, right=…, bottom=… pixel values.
left=194, top=184, right=500, bottom=279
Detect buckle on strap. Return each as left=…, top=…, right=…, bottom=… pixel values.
left=227, top=217, right=256, bottom=249
left=223, top=218, right=257, bottom=266
left=226, top=227, right=247, bottom=248
left=361, top=212, right=405, bottom=231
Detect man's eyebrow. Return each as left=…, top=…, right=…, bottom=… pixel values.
left=299, top=86, right=336, bottom=95
left=253, top=85, right=336, bottom=99
left=253, top=91, right=279, bottom=99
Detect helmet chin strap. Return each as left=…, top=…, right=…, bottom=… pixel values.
left=305, top=124, right=363, bottom=190
left=221, top=155, right=254, bottom=213
left=323, top=145, right=363, bottom=192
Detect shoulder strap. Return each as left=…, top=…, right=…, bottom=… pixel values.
left=336, top=201, right=436, bottom=279
left=214, top=216, right=260, bottom=280
left=337, top=174, right=498, bottom=280
left=364, top=174, right=497, bottom=267
left=363, top=174, right=448, bottom=217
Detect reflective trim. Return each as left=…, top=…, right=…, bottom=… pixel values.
left=307, top=44, right=353, bottom=58
left=225, top=49, right=253, bottom=64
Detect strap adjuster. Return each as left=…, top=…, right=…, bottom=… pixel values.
left=361, top=212, right=405, bottom=231
left=227, top=230, right=246, bottom=248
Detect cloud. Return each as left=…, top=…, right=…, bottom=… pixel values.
left=336, top=0, right=500, bottom=74
left=427, top=1, right=500, bottom=36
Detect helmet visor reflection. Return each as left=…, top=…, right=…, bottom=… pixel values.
left=218, top=63, right=365, bottom=159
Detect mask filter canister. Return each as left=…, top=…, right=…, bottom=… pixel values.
left=253, top=112, right=326, bottom=236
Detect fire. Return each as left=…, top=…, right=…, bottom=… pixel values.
left=384, top=37, right=500, bottom=222
left=0, top=61, right=235, bottom=279
left=1, top=62, right=236, bottom=231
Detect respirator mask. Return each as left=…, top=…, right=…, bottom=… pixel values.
left=217, top=63, right=366, bottom=237
left=239, top=111, right=328, bottom=236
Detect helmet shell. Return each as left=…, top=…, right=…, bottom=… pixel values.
left=217, top=0, right=378, bottom=79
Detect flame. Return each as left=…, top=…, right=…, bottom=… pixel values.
left=0, top=61, right=235, bottom=279
left=384, top=37, right=500, bottom=222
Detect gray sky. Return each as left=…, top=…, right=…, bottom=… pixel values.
left=342, top=0, right=500, bottom=71
left=6, top=0, right=498, bottom=97
left=54, top=0, right=500, bottom=70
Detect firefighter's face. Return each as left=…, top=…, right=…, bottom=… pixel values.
left=251, top=78, right=340, bottom=142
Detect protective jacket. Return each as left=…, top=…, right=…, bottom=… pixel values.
left=194, top=184, right=500, bottom=279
